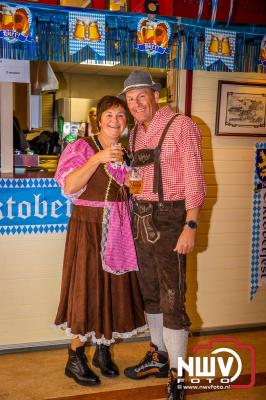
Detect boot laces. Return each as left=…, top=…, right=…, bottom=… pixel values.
left=138, top=350, right=153, bottom=366
left=135, top=351, right=163, bottom=372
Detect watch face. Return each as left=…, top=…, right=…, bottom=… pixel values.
left=187, top=220, right=197, bottom=229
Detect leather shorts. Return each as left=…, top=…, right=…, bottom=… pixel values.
left=132, top=199, right=191, bottom=330
left=132, top=200, right=185, bottom=245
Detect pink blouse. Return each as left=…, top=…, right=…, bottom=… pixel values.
left=54, top=139, right=138, bottom=275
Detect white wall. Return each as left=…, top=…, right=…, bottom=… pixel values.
left=0, top=71, right=266, bottom=347
left=0, top=233, right=67, bottom=345
left=187, top=71, right=266, bottom=329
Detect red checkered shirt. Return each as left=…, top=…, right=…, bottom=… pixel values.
left=129, top=106, right=206, bottom=210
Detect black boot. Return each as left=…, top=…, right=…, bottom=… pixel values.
left=65, top=345, right=100, bottom=386
left=92, top=344, right=119, bottom=377
left=167, top=368, right=185, bottom=400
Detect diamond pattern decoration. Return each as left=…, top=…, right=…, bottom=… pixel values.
left=0, top=177, right=70, bottom=236
left=250, top=142, right=266, bottom=300
left=0, top=224, right=68, bottom=235
left=0, top=178, right=59, bottom=189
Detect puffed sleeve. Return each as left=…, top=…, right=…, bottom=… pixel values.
left=54, top=139, right=94, bottom=199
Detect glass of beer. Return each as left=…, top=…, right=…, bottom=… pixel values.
left=129, top=168, right=143, bottom=195
left=110, top=143, right=122, bottom=167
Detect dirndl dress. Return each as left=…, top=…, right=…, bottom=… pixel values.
left=54, top=136, right=146, bottom=344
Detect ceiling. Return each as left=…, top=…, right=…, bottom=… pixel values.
left=50, top=62, right=167, bottom=78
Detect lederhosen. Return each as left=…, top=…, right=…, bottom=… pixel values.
left=131, top=115, right=191, bottom=330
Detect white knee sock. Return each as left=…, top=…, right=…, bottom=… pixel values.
left=163, top=327, right=189, bottom=369
left=146, top=313, right=167, bottom=353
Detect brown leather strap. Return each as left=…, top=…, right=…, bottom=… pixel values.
left=153, top=114, right=179, bottom=202
left=132, top=124, right=138, bottom=153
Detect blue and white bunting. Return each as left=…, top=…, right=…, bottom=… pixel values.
left=69, top=11, right=105, bottom=57
left=250, top=143, right=266, bottom=300
left=204, top=28, right=236, bottom=71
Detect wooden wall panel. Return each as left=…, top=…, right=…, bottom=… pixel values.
left=186, top=70, right=266, bottom=330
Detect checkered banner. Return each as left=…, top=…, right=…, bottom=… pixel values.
left=69, top=11, right=105, bottom=57
left=250, top=143, right=266, bottom=300
left=0, top=178, right=71, bottom=235
left=204, top=28, right=236, bottom=71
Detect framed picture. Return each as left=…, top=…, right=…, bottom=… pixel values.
left=107, top=0, right=129, bottom=12
left=215, top=80, right=266, bottom=137
left=25, top=0, right=59, bottom=3
left=60, top=0, right=93, bottom=7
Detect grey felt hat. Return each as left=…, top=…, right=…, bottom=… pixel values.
left=119, top=70, right=161, bottom=99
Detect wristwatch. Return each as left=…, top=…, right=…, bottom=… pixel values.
left=184, top=220, right=198, bottom=229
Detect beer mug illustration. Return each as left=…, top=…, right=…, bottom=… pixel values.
left=2, top=6, right=15, bottom=30
left=154, top=23, right=168, bottom=47
left=141, top=21, right=155, bottom=43
left=88, top=20, right=101, bottom=42
left=260, top=47, right=266, bottom=63
left=73, top=18, right=86, bottom=41
left=14, top=9, right=29, bottom=36
left=208, top=35, right=219, bottom=55
left=260, top=37, right=266, bottom=62
left=221, top=36, right=231, bottom=57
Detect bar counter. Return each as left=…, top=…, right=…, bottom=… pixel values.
left=1, top=171, right=55, bottom=179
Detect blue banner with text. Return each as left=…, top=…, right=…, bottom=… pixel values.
left=0, top=178, right=71, bottom=235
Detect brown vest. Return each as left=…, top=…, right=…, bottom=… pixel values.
left=78, top=136, right=125, bottom=202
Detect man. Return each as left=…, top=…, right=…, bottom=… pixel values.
left=119, top=70, right=206, bottom=399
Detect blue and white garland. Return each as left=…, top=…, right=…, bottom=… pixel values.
left=0, top=0, right=265, bottom=72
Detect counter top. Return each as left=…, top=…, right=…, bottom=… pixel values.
left=0, top=171, right=55, bottom=179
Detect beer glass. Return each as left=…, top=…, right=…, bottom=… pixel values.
left=88, top=20, right=101, bottom=42
left=110, top=143, right=122, bottom=167
left=74, top=19, right=86, bottom=41
left=2, top=6, right=15, bottom=30
left=141, top=22, right=155, bottom=42
left=129, top=168, right=143, bottom=195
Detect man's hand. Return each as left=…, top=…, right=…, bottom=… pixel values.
left=174, top=227, right=196, bottom=254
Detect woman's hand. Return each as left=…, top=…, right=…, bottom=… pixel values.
left=94, top=146, right=124, bottom=164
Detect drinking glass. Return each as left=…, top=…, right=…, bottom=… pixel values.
left=129, top=168, right=143, bottom=194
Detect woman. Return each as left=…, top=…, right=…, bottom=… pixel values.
left=54, top=96, right=146, bottom=386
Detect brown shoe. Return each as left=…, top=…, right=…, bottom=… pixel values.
left=124, top=342, right=168, bottom=380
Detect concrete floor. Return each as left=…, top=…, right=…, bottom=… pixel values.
left=0, top=331, right=265, bottom=400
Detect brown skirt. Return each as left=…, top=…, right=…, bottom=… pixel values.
left=54, top=205, right=146, bottom=344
